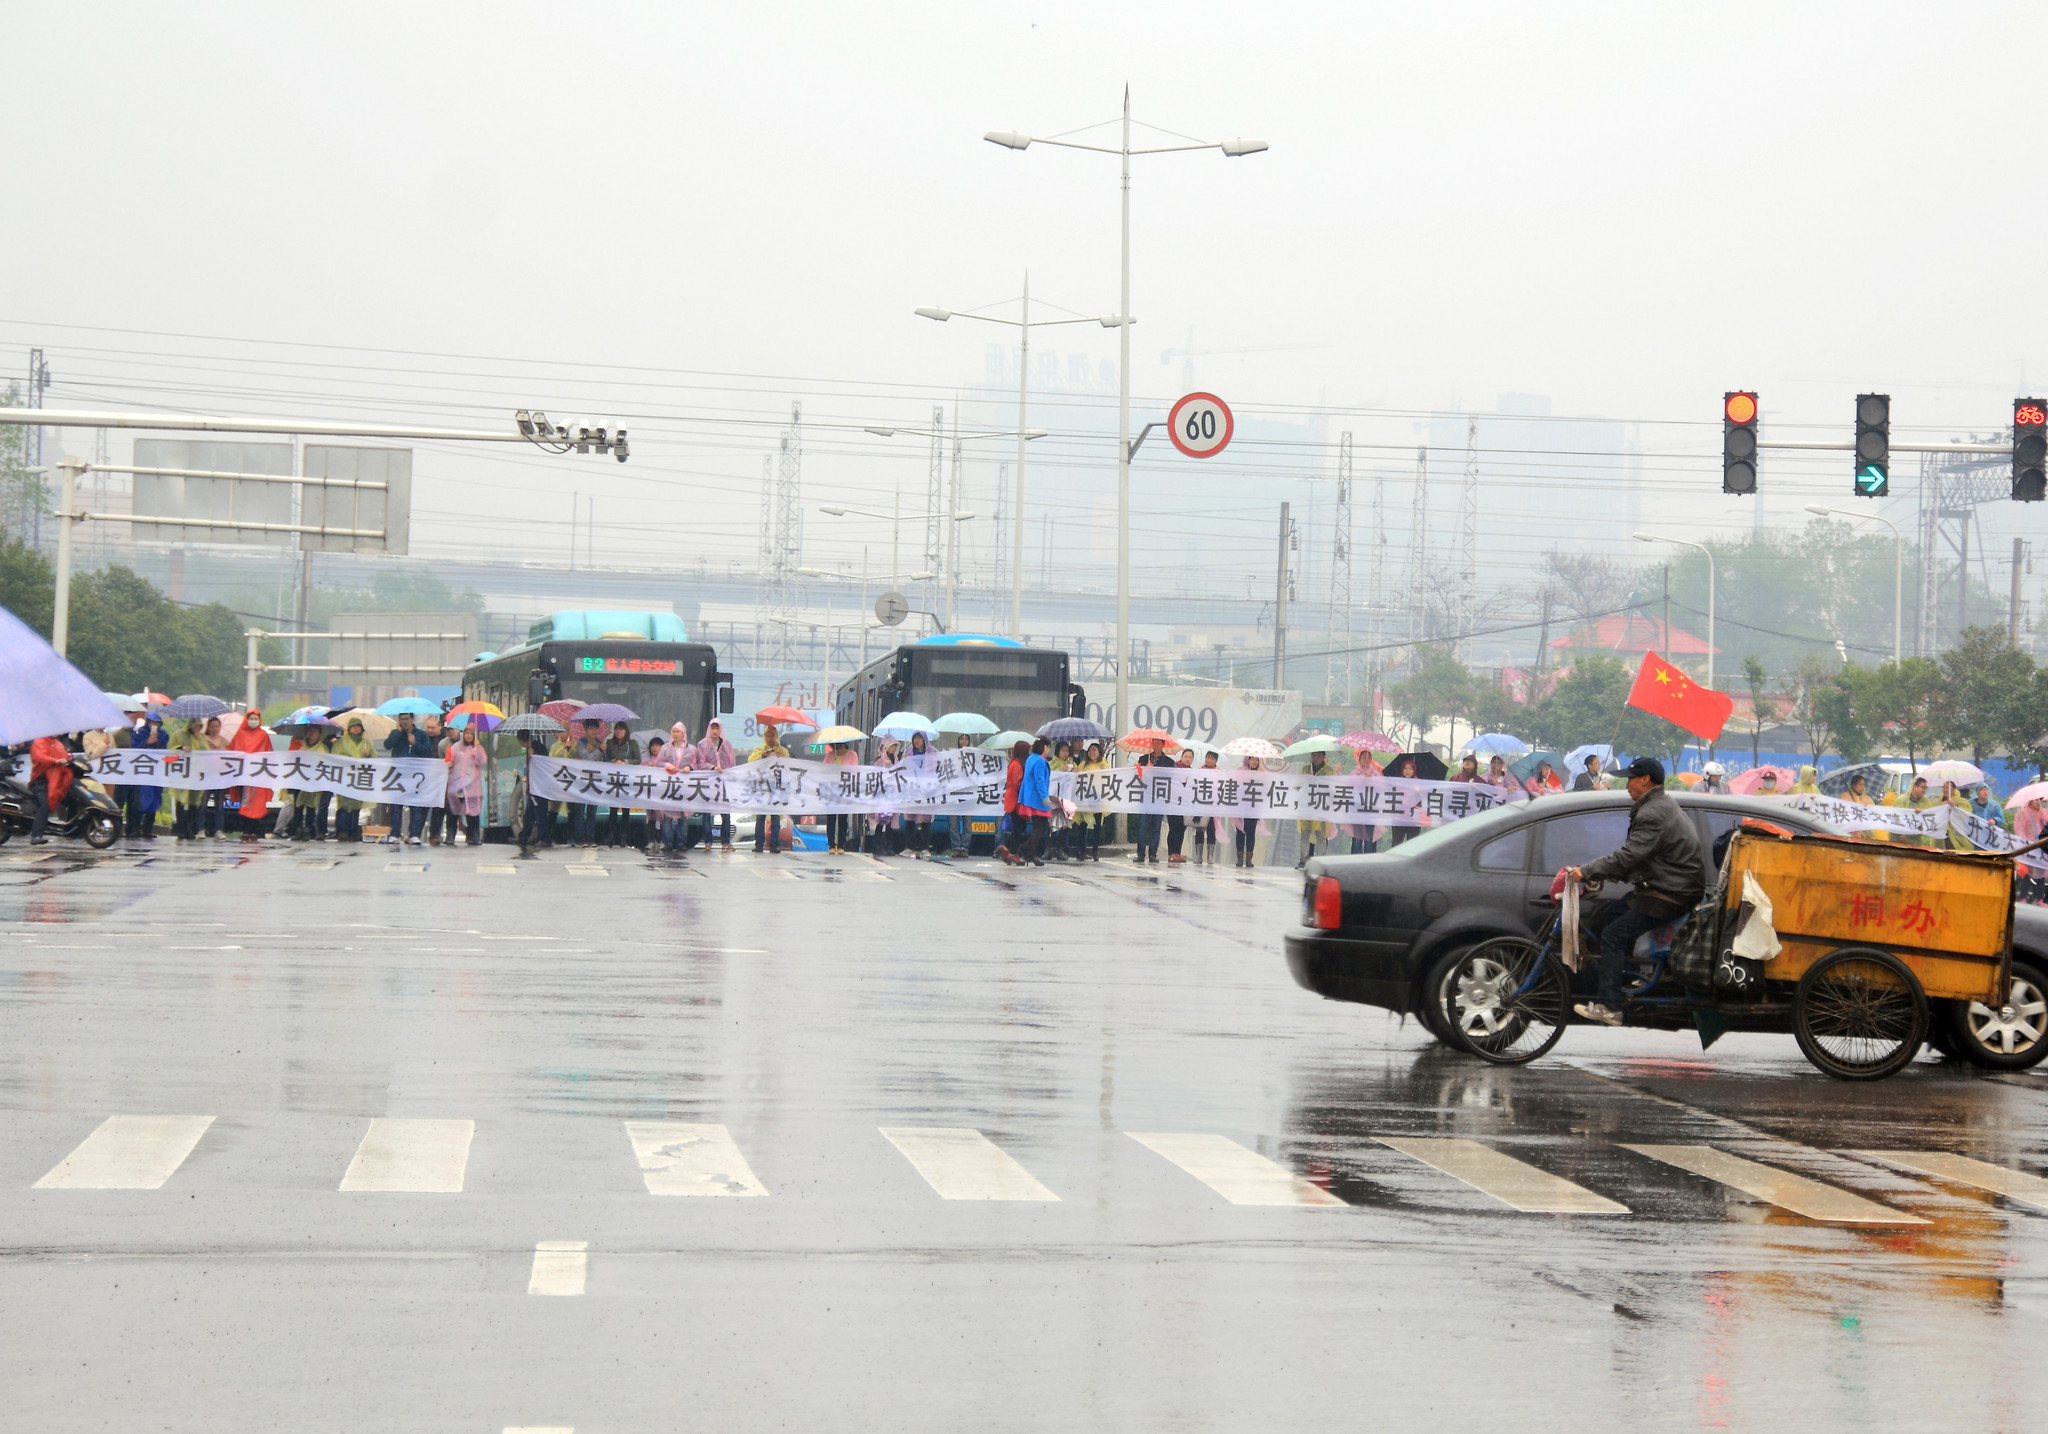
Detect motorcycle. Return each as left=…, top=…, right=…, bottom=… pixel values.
left=0, top=755, right=122, bottom=849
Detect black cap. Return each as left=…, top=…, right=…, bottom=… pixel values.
left=1627, top=755, right=1665, bottom=784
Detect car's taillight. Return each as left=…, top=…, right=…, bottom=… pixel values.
left=1312, top=875, right=1342, bottom=930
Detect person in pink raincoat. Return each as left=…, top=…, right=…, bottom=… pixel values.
left=692, top=717, right=738, bottom=850
left=444, top=724, right=491, bottom=846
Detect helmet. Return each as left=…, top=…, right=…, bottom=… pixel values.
left=1704, top=761, right=1726, bottom=777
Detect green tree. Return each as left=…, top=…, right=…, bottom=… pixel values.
left=1935, top=625, right=2037, bottom=764
left=0, top=534, right=54, bottom=635
left=1521, top=655, right=1687, bottom=764
left=0, top=391, right=47, bottom=542
left=1785, top=651, right=1842, bottom=760
left=1387, top=644, right=1474, bottom=750
left=1740, top=654, right=1779, bottom=766
left=1843, top=657, right=1944, bottom=766
left=61, top=564, right=250, bottom=698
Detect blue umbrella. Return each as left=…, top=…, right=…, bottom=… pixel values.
left=873, top=710, right=937, bottom=738
left=1466, top=732, right=1530, bottom=758
left=282, top=704, right=334, bottom=728
left=1038, top=715, right=1110, bottom=742
left=377, top=696, right=441, bottom=717
left=0, top=605, right=127, bottom=744
left=164, top=694, right=231, bottom=720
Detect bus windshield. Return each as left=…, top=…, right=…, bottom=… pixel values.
left=907, top=651, right=1067, bottom=737
left=559, top=673, right=712, bottom=736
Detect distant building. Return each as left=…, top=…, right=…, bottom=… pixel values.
left=1548, top=614, right=1716, bottom=662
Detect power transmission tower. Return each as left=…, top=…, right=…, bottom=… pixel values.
left=1328, top=431, right=1353, bottom=703
left=765, top=401, right=804, bottom=664
left=1916, top=444, right=2008, bottom=655
left=1407, top=445, right=1429, bottom=641
left=925, top=404, right=945, bottom=579
left=1458, top=416, right=1479, bottom=654
left=754, top=453, right=774, bottom=663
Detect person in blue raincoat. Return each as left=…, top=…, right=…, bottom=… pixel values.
left=128, top=711, right=168, bottom=839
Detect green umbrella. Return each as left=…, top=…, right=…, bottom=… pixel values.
left=1510, top=748, right=1563, bottom=780
left=1282, top=735, right=1343, bottom=758
left=980, top=729, right=1034, bottom=750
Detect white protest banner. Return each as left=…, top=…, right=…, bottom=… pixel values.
left=87, top=747, right=448, bottom=807
left=1052, top=767, right=1523, bottom=825
left=1771, top=794, right=1952, bottom=840
left=526, top=749, right=1009, bottom=815
left=1947, top=804, right=2048, bottom=873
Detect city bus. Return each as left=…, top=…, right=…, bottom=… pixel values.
left=462, top=609, right=734, bottom=835
left=837, top=634, right=1083, bottom=753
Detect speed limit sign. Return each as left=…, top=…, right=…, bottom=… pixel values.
left=1168, top=392, right=1233, bottom=459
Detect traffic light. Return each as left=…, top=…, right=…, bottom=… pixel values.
left=1722, top=391, right=1758, bottom=494
left=1853, top=393, right=1890, bottom=497
left=2016, top=399, right=2047, bottom=502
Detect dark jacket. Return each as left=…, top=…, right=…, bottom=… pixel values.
left=1581, top=785, right=1706, bottom=914
left=384, top=726, right=438, bottom=761
left=1571, top=770, right=1601, bottom=792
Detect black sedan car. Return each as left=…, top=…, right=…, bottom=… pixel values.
left=1284, top=790, right=2048, bottom=1070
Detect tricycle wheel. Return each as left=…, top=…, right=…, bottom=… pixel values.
left=1793, top=946, right=1928, bottom=1081
left=1443, top=936, right=1571, bottom=1066
left=1941, top=959, right=2048, bottom=1071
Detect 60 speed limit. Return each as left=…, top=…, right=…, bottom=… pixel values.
left=1168, top=392, right=1234, bottom=459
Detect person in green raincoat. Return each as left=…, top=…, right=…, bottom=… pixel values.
left=170, top=718, right=210, bottom=840
left=332, top=716, right=376, bottom=842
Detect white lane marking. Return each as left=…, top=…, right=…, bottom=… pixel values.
left=339, top=1118, right=474, bottom=1193
left=528, top=1241, right=588, bottom=1296
left=879, top=1127, right=1060, bottom=1201
left=383, top=862, right=427, bottom=872
left=1621, top=1144, right=1928, bottom=1225
left=566, top=865, right=608, bottom=876
left=1855, top=1150, right=2048, bottom=1211
left=753, top=868, right=797, bottom=880
left=34, top=1115, right=215, bottom=1190
left=1125, top=1131, right=1345, bottom=1207
left=478, top=864, right=517, bottom=874
left=294, top=860, right=338, bottom=870
left=1377, top=1137, right=1627, bottom=1214
left=624, top=1122, right=769, bottom=1196
left=503, top=1427, right=575, bottom=1433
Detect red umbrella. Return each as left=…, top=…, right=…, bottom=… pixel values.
left=1118, top=728, right=1180, bottom=753
left=755, top=704, right=816, bottom=729
left=136, top=690, right=171, bottom=707
left=539, top=699, right=586, bottom=723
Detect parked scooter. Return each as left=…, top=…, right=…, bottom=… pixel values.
left=0, top=756, right=121, bottom=849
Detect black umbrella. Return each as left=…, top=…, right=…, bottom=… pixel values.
left=1390, top=750, right=1448, bottom=781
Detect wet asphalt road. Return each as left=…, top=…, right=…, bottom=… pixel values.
left=1, top=837, right=2045, bottom=1433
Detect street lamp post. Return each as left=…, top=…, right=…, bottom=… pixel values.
left=915, top=282, right=1119, bottom=639
left=986, top=91, right=1266, bottom=733
left=860, top=425, right=1040, bottom=630
left=1806, top=504, right=1903, bottom=663
left=819, top=499, right=950, bottom=634
left=1634, top=532, right=1716, bottom=693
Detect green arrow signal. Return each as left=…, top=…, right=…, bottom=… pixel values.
left=1856, top=463, right=1888, bottom=496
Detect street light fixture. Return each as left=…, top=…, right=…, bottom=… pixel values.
left=1634, top=532, right=1717, bottom=695
left=818, top=493, right=959, bottom=635
left=1805, top=504, right=1902, bottom=663
left=860, top=424, right=1039, bottom=629
left=913, top=282, right=1118, bottom=639
left=986, top=89, right=1266, bottom=732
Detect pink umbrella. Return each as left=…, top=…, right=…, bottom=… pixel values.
left=2007, top=780, right=2048, bottom=808
left=1338, top=730, right=1401, bottom=751
left=1728, top=765, right=1797, bottom=795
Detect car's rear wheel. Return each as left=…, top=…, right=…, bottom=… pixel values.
left=1940, top=959, right=2048, bottom=1071
left=1418, top=947, right=1473, bottom=1048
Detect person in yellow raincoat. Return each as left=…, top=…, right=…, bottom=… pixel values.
left=333, top=717, right=375, bottom=842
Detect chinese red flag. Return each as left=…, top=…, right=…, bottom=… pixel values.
left=1625, top=651, right=1735, bottom=741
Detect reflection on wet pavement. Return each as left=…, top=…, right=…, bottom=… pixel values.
left=0, top=842, right=2043, bottom=1430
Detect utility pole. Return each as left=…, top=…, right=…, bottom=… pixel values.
left=1663, top=565, right=1671, bottom=652
left=2013, top=536, right=2027, bottom=643
left=25, top=349, right=49, bottom=549
left=1458, top=416, right=1478, bottom=655
left=926, top=405, right=945, bottom=588
left=1274, top=501, right=1291, bottom=689
left=1408, top=446, right=1428, bottom=641
left=1532, top=589, right=1552, bottom=674
left=1330, top=431, right=1353, bottom=704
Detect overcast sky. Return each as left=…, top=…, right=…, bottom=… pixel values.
left=6, top=2, right=2045, bottom=607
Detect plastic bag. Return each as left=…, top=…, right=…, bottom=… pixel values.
left=1730, top=870, right=1781, bottom=961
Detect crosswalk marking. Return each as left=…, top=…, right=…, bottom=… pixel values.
left=624, top=1122, right=769, bottom=1196
left=293, top=860, right=338, bottom=871
left=1126, top=1131, right=1345, bottom=1207
left=1378, top=1137, right=1627, bottom=1214
left=753, top=868, right=798, bottom=880
left=478, top=864, right=517, bottom=875
left=528, top=1241, right=588, bottom=1296
left=339, top=1118, right=474, bottom=1193
left=34, top=1115, right=215, bottom=1190
left=1621, top=1144, right=1928, bottom=1225
left=1855, top=1150, right=2048, bottom=1211
left=503, top=1427, right=574, bottom=1433
left=383, top=862, right=426, bottom=872
left=566, top=865, right=608, bottom=877
left=879, top=1127, right=1060, bottom=1201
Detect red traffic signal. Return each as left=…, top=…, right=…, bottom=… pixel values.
left=2016, top=399, right=2047, bottom=502
left=1724, top=392, right=1757, bottom=425
left=1722, top=391, right=1758, bottom=494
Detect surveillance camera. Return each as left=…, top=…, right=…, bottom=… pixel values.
left=613, top=430, right=629, bottom=463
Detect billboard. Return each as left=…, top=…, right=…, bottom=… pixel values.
left=325, top=612, right=477, bottom=689
left=131, top=439, right=293, bottom=546
left=1084, top=685, right=1303, bottom=747
left=302, top=445, right=411, bottom=554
